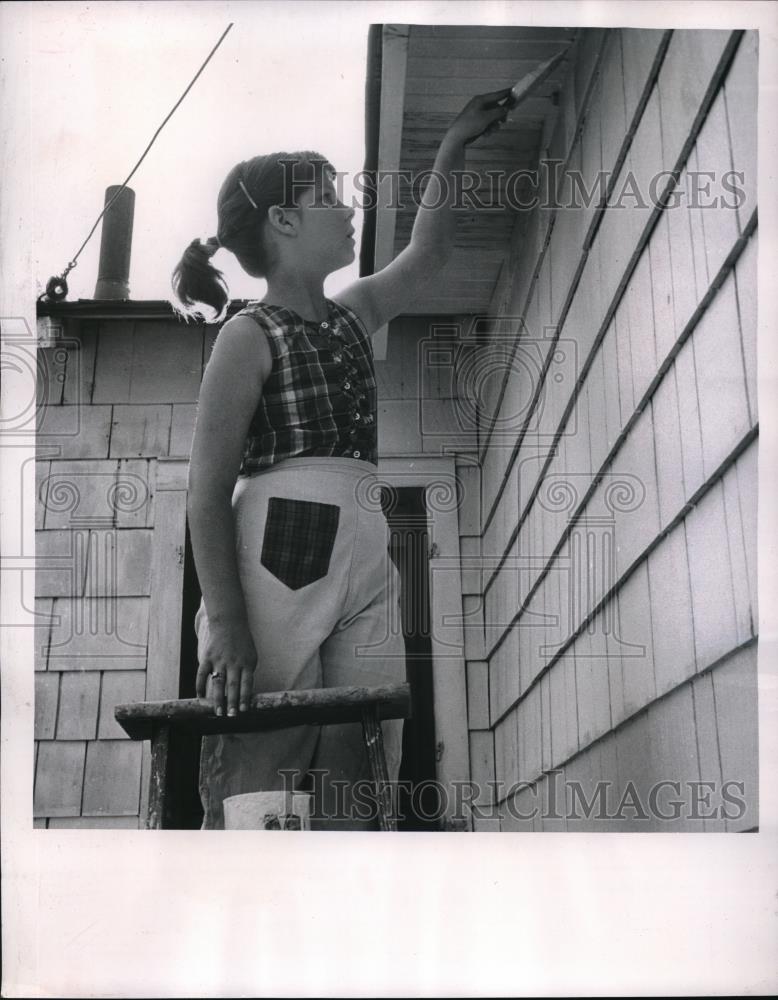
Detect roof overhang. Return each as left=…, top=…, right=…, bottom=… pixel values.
left=362, top=23, right=576, bottom=356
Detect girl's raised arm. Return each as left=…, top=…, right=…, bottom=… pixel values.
left=334, top=88, right=511, bottom=334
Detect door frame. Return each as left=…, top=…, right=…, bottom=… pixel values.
left=376, top=456, right=470, bottom=829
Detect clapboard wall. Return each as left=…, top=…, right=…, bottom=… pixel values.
left=460, top=28, right=759, bottom=831
left=33, top=312, right=465, bottom=827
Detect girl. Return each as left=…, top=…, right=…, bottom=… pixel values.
left=171, top=90, right=509, bottom=830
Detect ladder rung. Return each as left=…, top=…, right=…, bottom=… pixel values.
left=115, top=682, right=412, bottom=741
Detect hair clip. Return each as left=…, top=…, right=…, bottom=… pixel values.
left=238, top=178, right=258, bottom=210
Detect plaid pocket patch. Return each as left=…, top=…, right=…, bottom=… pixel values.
left=260, top=497, right=340, bottom=590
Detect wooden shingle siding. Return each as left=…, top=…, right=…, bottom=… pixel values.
left=548, top=653, right=579, bottom=769
left=721, top=462, right=755, bottom=647
left=614, top=300, right=635, bottom=426
left=665, top=164, right=702, bottom=342
left=600, top=322, right=622, bottom=452
left=35, top=460, right=50, bottom=529
left=539, top=673, right=552, bottom=773
left=38, top=344, right=67, bottom=408
left=609, top=413, right=661, bottom=579
left=97, top=672, right=147, bottom=740
left=625, top=250, right=658, bottom=404
left=469, top=28, right=758, bottom=829
left=538, top=774, right=567, bottom=831
left=61, top=320, right=98, bottom=404
left=518, top=590, right=545, bottom=696
left=34, top=598, right=54, bottom=671
left=690, top=672, right=727, bottom=832
left=711, top=643, right=758, bottom=831
left=466, top=660, right=489, bottom=730
left=109, top=404, right=172, bottom=458
left=723, top=32, right=758, bottom=233
left=620, top=29, right=667, bottom=134
left=627, top=84, right=665, bottom=232
left=37, top=404, right=112, bottom=459
left=468, top=731, right=499, bottom=832
left=650, top=370, right=686, bottom=529
left=694, top=89, right=741, bottom=283
left=34, top=741, right=86, bottom=817
left=461, top=594, right=485, bottom=662
left=647, top=524, right=696, bottom=696
left=56, top=672, right=101, bottom=740
left=36, top=529, right=89, bottom=598
left=617, top=563, right=656, bottom=718
left=488, top=626, right=519, bottom=725
left=637, top=691, right=695, bottom=832
left=33, top=316, right=253, bottom=824
left=599, top=32, right=627, bottom=181
left=480, top=30, right=744, bottom=486
left=81, top=741, right=143, bottom=816
left=146, top=460, right=189, bottom=703
left=576, top=642, right=759, bottom=832
left=734, top=234, right=757, bottom=423
left=734, top=441, right=758, bottom=625
left=494, top=709, right=519, bottom=791
left=673, top=336, right=706, bottom=498
left=48, top=817, right=139, bottom=829
left=656, top=30, right=737, bottom=180
left=47, top=596, right=149, bottom=672
left=35, top=420, right=183, bottom=828
left=517, top=683, right=543, bottom=784
left=685, top=483, right=739, bottom=671
left=574, top=626, right=612, bottom=747
left=34, top=673, right=59, bottom=739
left=648, top=212, right=676, bottom=362
left=115, top=458, right=156, bottom=528
left=459, top=535, right=481, bottom=595
left=169, top=403, right=198, bottom=457
left=586, top=350, right=609, bottom=475
left=90, top=321, right=135, bottom=403
left=377, top=400, right=423, bottom=454
left=92, top=321, right=203, bottom=404
left=84, top=528, right=153, bottom=597
left=456, top=462, right=481, bottom=536
left=693, top=274, right=750, bottom=479
left=499, top=784, right=538, bottom=832
left=592, top=642, right=758, bottom=832
left=42, top=459, right=120, bottom=530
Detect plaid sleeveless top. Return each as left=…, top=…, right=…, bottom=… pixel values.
left=234, top=298, right=378, bottom=475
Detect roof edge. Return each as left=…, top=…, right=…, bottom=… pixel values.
left=359, top=24, right=383, bottom=277
left=35, top=299, right=255, bottom=322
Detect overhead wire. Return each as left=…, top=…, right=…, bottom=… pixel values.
left=41, top=21, right=234, bottom=303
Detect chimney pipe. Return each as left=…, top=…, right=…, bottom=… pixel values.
left=93, top=185, right=134, bottom=299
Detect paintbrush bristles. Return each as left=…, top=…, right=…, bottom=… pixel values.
left=507, top=47, right=570, bottom=109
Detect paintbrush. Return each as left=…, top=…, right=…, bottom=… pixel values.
left=506, top=46, right=571, bottom=110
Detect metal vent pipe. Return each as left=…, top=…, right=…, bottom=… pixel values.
left=93, top=185, right=135, bottom=299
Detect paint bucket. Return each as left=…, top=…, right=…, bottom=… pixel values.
left=223, top=791, right=312, bottom=830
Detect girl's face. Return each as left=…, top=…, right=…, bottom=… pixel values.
left=293, top=170, right=356, bottom=274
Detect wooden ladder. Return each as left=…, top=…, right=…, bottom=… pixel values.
left=115, top=682, right=412, bottom=831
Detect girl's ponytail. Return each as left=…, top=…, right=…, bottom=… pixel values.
left=171, top=236, right=229, bottom=322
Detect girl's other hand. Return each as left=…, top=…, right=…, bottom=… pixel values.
left=445, top=88, right=512, bottom=147
left=195, top=618, right=258, bottom=717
